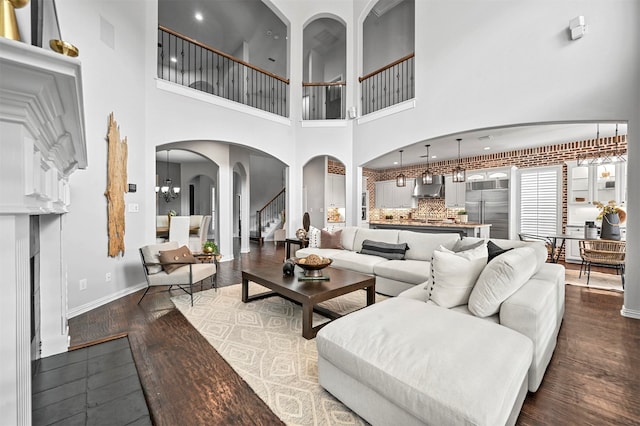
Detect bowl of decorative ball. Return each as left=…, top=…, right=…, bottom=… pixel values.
left=291, top=255, right=332, bottom=277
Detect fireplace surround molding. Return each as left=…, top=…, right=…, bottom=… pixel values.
left=0, top=37, right=86, bottom=425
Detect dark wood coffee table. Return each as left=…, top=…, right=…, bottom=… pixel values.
left=241, top=265, right=376, bottom=339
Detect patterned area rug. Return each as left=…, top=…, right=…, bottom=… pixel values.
left=172, top=283, right=387, bottom=425
left=565, top=268, right=624, bottom=292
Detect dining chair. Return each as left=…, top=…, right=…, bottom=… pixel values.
left=578, top=240, right=625, bottom=288
left=169, top=216, right=190, bottom=248
left=189, top=215, right=211, bottom=252
left=518, top=233, right=557, bottom=262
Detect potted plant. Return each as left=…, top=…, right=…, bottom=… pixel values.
left=458, top=210, right=468, bottom=223
left=203, top=240, right=218, bottom=254
left=594, top=200, right=626, bottom=240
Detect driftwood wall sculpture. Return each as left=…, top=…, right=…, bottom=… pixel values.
left=104, top=112, right=128, bottom=257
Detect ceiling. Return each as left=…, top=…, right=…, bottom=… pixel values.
left=156, top=150, right=207, bottom=164
left=363, top=122, right=628, bottom=170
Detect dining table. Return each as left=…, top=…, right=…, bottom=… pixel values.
left=542, top=234, right=585, bottom=263
left=155, top=226, right=200, bottom=239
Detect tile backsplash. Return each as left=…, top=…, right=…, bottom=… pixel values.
left=370, top=198, right=463, bottom=221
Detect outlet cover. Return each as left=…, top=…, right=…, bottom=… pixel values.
left=79, top=279, right=87, bottom=290
left=105, top=272, right=112, bottom=282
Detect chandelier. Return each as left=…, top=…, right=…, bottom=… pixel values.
left=576, top=123, right=626, bottom=166
left=156, top=150, right=180, bottom=202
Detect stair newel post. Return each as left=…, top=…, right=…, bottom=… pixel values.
left=257, top=210, right=262, bottom=245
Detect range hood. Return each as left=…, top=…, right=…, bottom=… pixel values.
left=413, top=175, right=445, bottom=198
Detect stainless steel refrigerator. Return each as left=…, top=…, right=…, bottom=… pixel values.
left=465, top=179, right=510, bottom=239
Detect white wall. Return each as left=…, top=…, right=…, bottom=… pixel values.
left=61, top=0, right=149, bottom=313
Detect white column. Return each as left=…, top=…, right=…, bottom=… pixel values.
left=39, top=215, right=69, bottom=356
left=0, top=215, right=31, bottom=426
left=219, top=157, right=233, bottom=261
left=622, top=126, right=639, bottom=319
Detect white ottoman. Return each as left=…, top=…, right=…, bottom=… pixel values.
left=317, top=298, right=533, bottom=426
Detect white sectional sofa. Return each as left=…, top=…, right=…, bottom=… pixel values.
left=297, top=226, right=565, bottom=425
left=296, top=226, right=462, bottom=296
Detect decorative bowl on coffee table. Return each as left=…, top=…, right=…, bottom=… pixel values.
left=291, top=256, right=332, bottom=278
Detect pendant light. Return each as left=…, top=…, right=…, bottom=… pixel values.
left=421, top=144, right=433, bottom=185
left=452, top=138, right=466, bottom=183
left=396, top=150, right=406, bottom=187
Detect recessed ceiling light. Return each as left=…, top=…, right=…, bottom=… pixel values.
left=484, top=146, right=491, bottom=150
left=431, top=155, right=437, bottom=159
left=393, top=161, right=399, bottom=165
left=170, top=57, right=177, bottom=63
left=195, top=12, right=203, bottom=21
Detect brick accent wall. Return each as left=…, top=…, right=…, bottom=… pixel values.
left=364, top=135, right=627, bottom=227
left=327, top=159, right=345, bottom=175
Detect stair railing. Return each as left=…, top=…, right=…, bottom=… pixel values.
left=254, top=188, right=286, bottom=245
left=158, top=26, right=290, bottom=117
left=359, top=53, right=415, bottom=115
left=302, top=81, right=346, bottom=120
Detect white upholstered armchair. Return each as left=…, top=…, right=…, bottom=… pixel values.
left=139, top=241, right=216, bottom=306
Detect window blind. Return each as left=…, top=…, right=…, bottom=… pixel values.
left=519, top=167, right=560, bottom=236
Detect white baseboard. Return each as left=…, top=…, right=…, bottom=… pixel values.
left=621, top=305, right=640, bottom=320
left=67, top=283, right=147, bottom=319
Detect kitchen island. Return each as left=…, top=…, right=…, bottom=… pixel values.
left=369, top=221, right=491, bottom=238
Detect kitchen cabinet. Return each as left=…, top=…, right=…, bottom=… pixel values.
left=326, top=173, right=345, bottom=208
left=375, top=179, right=416, bottom=208
left=567, top=160, right=627, bottom=205
left=444, top=176, right=465, bottom=208
left=467, top=170, right=509, bottom=181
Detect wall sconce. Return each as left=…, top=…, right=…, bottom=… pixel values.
left=569, top=16, right=587, bottom=40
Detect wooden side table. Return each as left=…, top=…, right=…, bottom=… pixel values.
left=285, top=238, right=308, bottom=261
left=192, top=252, right=221, bottom=289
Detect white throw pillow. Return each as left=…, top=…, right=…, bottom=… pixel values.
left=468, top=246, right=538, bottom=317
left=307, top=226, right=321, bottom=248
left=428, top=243, right=488, bottom=308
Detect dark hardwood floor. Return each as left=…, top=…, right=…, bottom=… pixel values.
left=68, top=241, right=640, bottom=425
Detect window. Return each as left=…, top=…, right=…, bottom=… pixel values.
left=518, top=167, right=561, bottom=236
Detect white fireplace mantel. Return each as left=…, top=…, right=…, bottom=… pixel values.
left=0, top=36, right=87, bottom=214
left=0, top=37, right=86, bottom=425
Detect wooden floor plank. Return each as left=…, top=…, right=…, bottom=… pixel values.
left=68, top=242, right=640, bottom=425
